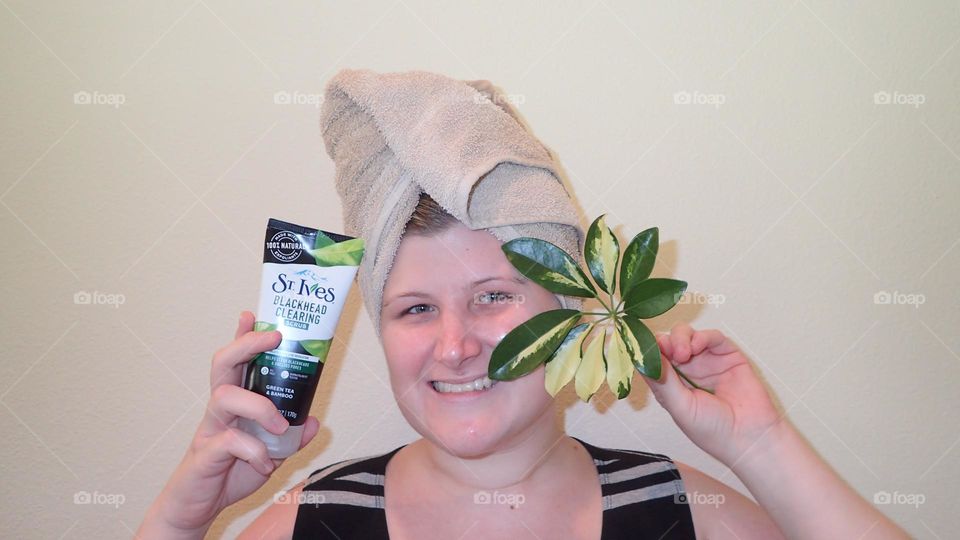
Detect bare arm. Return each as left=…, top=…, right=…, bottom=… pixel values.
left=236, top=481, right=304, bottom=540
left=643, top=323, right=910, bottom=539
left=675, top=461, right=784, bottom=539
left=728, top=420, right=908, bottom=539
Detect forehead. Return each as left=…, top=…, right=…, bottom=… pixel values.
left=386, top=223, right=518, bottom=286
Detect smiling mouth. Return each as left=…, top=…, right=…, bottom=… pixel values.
left=430, top=375, right=499, bottom=394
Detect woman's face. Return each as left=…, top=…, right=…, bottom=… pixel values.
left=380, top=221, right=562, bottom=457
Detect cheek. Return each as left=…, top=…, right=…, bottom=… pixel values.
left=472, top=307, right=531, bottom=345
left=382, top=328, right=431, bottom=378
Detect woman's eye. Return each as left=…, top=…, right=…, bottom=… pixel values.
left=477, top=291, right=511, bottom=305
left=404, top=304, right=431, bottom=315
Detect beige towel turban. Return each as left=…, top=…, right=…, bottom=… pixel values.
left=320, top=68, right=584, bottom=338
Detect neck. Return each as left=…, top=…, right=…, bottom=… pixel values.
left=416, top=411, right=573, bottom=495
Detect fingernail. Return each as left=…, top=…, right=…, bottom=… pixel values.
left=273, top=414, right=289, bottom=432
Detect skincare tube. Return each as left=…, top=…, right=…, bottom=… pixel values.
left=239, top=218, right=364, bottom=458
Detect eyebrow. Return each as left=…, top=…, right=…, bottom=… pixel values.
left=384, top=275, right=526, bottom=306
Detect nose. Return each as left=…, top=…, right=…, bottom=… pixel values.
left=434, top=309, right=483, bottom=369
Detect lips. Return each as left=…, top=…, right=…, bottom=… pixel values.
left=430, top=374, right=499, bottom=394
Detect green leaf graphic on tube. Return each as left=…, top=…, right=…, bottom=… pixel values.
left=311, top=238, right=365, bottom=267
left=313, top=230, right=335, bottom=250
left=301, top=339, right=332, bottom=362
left=489, top=219, right=712, bottom=401
left=254, top=321, right=277, bottom=332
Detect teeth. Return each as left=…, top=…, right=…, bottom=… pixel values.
left=432, top=375, right=498, bottom=394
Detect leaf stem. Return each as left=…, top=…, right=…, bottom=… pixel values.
left=673, top=366, right=715, bottom=395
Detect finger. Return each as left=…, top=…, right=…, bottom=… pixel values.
left=200, top=384, right=288, bottom=438
left=210, top=329, right=283, bottom=390
left=656, top=333, right=673, bottom=359
left=297, top=416, right=320, bottom=450
left=694, top=328, right=741, bottom=356
left=199, top=427, right=276, bottom=476
left=270, top=416, right=321, bottom=467
left=641, top=355, right=692, bottom=414
left=669, top=322, right=695, bottom=364
left=690, top=329, right=726, bottom=357
left=235, top=310, right=255, bottom=340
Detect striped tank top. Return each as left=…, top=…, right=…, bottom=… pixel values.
left=292, top=436, right=696, bottom=539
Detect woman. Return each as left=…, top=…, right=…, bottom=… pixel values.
left=136, top=192, right=908, bottom=539
left=137, top=67, right=909, bottom=539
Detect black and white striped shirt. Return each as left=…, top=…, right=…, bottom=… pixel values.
left=292, top=436, right=696, bottom=539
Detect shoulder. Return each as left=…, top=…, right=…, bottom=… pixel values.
left=301, top=452, right=386, bottom=489
left=580, top=440, right=691, bottom=508
left=672, top=460, right=784, bottom=539
left=576, top=437, right=687, bottom=493
left=574, top=438, right=783, bottom=539
left=238, top=451, right=395, bottom=540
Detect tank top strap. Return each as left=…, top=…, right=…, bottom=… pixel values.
left=292, top=444, right=405, bottom=539
left=571, top=436, right=697, bottom=539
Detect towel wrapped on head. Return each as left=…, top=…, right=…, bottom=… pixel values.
left=320, top=68, right=584, bottom=338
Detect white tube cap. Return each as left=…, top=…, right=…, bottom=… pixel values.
left=238, top=417, right=304, bottom=460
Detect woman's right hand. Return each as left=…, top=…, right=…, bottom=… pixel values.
left=137, top=311, right=321, bottom=539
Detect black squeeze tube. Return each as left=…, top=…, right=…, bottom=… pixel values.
left=238, top=218, right=363, bottom=458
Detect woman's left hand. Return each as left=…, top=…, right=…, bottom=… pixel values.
left=640, top=322, right=784, bottom=467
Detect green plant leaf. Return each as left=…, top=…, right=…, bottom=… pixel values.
left=488, top=309, right=582, bottom=381
left=544, top=322, right=591, bottom=397
left=618, top=316, right=662, bottom=380
left=502, top=238, right=597, bottom=298
left=605, top=323, right=633, bottom=399
left=585, top=215, right=620, bottom=295
left=619, top=227, right=658, bottom=298
left=253, top=321, right=277, bottom=332
left=575, top=326, right=607, bottom=402
left=300, top=339, right=332, bottom=362
left=622, top=278, right=687, bottom=319
left=311, top=238, right=365, bottom=267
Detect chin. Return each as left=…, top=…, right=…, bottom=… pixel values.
left=398, top=406, right=508, bottom=458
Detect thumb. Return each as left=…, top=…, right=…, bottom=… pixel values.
left=641, top=348, right=692, bottom=415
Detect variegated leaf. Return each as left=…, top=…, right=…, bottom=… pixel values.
left=619, top=316, right=662, bottom=380
left=502, top=238, right=597, bottom=298
left=585, top=215, right=620, bottom=295
left=488, top=309, right=582, bottom=381
left=619, top=227, right=658, bottom=298
left=544, top=323, right=591, bottom=397
left=622, top=278, right=687, bottom=319
left=605, top=323, right=633, bottom=399
left=575, top=326, right=607, bottom=402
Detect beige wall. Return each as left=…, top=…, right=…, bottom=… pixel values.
left=2, top=1, right=958, bottom=538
